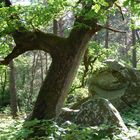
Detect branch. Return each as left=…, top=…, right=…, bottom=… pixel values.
left=0, top=46, right=27, bottom=65
left=4, top=0, right=12, bottom=6
left=1, top=0, right=66, bottom=64
left=99, top=24, right=126, bottom=33
left=69, top=0, right=118, bottom=40
left=114, top=3, right=125, bottom=20
left=0, top=30, right=66, bottom=65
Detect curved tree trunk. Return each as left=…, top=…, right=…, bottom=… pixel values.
left=30, top=30, right=95, bottom=119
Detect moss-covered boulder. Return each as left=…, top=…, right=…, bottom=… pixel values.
left=58, top=98, right=128, bottom=131
left=74, top=98, right=128, bottom=131
left=88, top=60, right=140, bottom=109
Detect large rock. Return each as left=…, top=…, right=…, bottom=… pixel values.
left=88, top=60, right=140, bottom=109
left=58, top=98, right=128, bottom=131
left=75, top=98, right=128, bottom=131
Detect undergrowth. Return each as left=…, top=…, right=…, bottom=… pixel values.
left=0, top=103, right=140, bottom=140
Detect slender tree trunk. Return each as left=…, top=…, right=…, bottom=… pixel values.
left=45, top=53, right=48, bottom=74
left=39, top=51, right=44, bottom=83
left=125, top=33, right=127, bottom=45
left=105, top=17, right=109, bottom=48
left=9, top=60, right=18, bottom=118
left=132, top=29, right=137, bottom=68
left=30, top=52, right=36, bottom=96
left=28, top=52, right=39, bottom=108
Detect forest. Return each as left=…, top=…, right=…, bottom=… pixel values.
left=0, top=0, right=140, bottom=139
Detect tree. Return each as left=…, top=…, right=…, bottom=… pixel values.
left=0, top=0, right=128, bottom=120
left=104, top=16, right=109, bottom=48
left=132, top=28, right=137, bottom=68
left=9, top=59, right=18, bottom=118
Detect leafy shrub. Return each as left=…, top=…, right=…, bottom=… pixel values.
left=0, top=118, right=139, bottom=140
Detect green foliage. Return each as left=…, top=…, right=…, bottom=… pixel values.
left=0, top=115, right=24, bottom=140
left=123, top=0, right=140, bottom=16
left=0, top=65, right=10, bottom=109
left=0, top=114, right=139, bottom=140
left=122, top=102, right=140, bottom=127
left=0, top=102, right=140, bottom=139
left=88, top=41, right=113, bottom=70
left=123, top=0, right=140, bottom=29
left=0, top=0, right=68, bottom=36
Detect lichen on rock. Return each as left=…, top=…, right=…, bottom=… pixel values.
left=74, top=98, right=128, bottom=131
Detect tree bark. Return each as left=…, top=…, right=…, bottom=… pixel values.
left=9, top=60, right=18, bottom=118
left=30, top=25, right=99, bottom=119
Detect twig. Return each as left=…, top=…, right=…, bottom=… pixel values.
left=98, top=24, right=126, bottom=33
left=114, top=3, right=125, bottom=20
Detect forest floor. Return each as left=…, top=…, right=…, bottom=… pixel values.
left=0, top=103, right=140, bottom=140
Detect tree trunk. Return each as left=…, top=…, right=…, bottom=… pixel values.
left=39, top=51, right=44, bottom=83
left=45, top=53, right=48, bottom=74
left=132, top=29, right=137, bottom=68
left=30, top=28, right=96, bottom=120
left=53, top=19, right=58, bottom=35
left=9, top=60, right=18, bottom=118
left=105, top=17, right=109, bottom=48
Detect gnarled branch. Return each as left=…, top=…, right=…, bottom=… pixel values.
left=0, top=0, right=67, bottom=65
left=0, top=46, right=26, bottom=65
left=0, top=30, right=66, bottom=65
